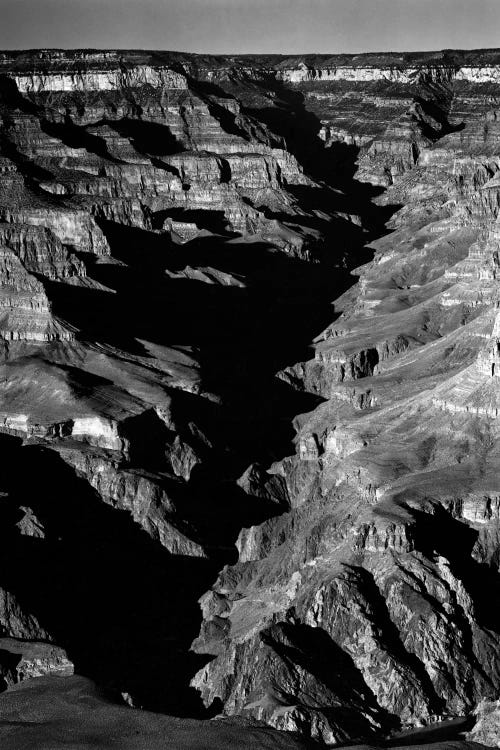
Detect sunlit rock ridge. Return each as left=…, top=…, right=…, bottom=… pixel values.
left=0, top=47, right=500, bottom=749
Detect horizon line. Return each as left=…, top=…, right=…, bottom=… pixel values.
left=2, top=44, right=500, bottom=56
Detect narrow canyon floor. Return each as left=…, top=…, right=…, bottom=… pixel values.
left=0, top=48, right=499, bottom=748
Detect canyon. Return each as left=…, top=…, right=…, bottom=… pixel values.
left=0, top=47, right=500, bottom=748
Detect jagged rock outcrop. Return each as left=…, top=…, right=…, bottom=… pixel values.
left=0, top=639, right=73, bottom=689
left=467, top=698, right=500, bottom=746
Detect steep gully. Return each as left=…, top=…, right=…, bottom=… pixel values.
left=1, top=50, right=500, bottom=748
left=5, top=134, right=386, bottom=716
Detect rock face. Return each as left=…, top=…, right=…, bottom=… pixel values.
left=0, top=46, right=499, bottom=749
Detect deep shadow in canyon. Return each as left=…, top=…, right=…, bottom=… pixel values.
left=25, top=221, right=382, bottom=716
left=189, top=74, right=385, bottom=193
left=47, top=211, right=376, bottom=475
left=0, top=436, right=217, bottom=716
left=11, top=102, right=401, bottom=720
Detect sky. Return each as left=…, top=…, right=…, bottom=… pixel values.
left=0, top=0, right=499, bottom=54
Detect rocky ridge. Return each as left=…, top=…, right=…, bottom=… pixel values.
left=0, top=48, right=498, bottom=749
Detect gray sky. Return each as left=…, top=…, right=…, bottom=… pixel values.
left=0, top=0, right=499, bottom=54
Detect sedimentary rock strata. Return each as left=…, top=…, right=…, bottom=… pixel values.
left=0, top=47, right=499, bottom=749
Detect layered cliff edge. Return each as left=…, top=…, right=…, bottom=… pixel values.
left=0, top=48, right=499, bottom=748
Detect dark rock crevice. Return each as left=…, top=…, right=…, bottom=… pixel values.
left=0, top=436, right=217, bottom=716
